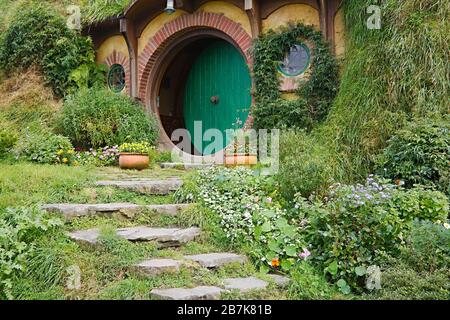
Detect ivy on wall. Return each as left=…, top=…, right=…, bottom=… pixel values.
left=252, top=23, right=339, bottom=130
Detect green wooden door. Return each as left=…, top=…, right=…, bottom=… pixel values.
left=183, top=40, right=252, bottom=155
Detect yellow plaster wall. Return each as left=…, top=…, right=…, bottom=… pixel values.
left=138, top=10, right=188, bottom=55
left=334, top=8, right=346, bottom=57
left=197, top=1, right=252, bottom=35
left=96, top=36, right=129, bottom=64
left=262, top=4, right=320, bottom=32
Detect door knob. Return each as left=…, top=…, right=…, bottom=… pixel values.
left=210, top=95, right=219, bottom=104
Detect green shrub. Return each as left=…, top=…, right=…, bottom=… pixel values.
left=300, top=176, right=449, bottom=291
left=0, top=206, right=63, bottom=299
left=278, top=129, right=338, bottom=198
left=400, top=220, right=450, bottom=272
left=0, top=117, right=17, bottom=156
left=287, top=263, right=336, bottom=300
left=57, top=88, right=159, bottom=148
left=0, top=2, right=104, bottom=96
left=14, top=129, right=73, bottom=164
left=376, top=118, right=450, bottom=195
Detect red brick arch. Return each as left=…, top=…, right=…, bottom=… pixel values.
left=104, top=51, right=130, bottom=94
left=138, top=12, right=253, bottom=103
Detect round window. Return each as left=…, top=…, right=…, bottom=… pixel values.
left=108, top=64, right=126, bottom=92
left=278, top=44, right=311, bottom=77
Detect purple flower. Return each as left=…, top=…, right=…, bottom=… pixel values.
left=266, top=197, right=273, bottom=203
left=299, top=248, right=311, bottom=259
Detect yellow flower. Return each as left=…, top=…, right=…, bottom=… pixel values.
left=73, top=160, right=79, bottom=167
left=63, top=158, right=68, bottom=163
left=67, top=149, right=75, bottom=154
left=57, top=149, right=64, bottom=155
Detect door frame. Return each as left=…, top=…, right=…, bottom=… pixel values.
left=145, top=29, right=253, bottom=161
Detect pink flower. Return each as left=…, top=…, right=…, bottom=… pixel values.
left=266, top=197, right=273, bottom=203
left=299, top=248, right=311, bottom=259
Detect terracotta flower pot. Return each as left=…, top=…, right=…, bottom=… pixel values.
left=119, top=153, right=149, bottom=170
left=224, top=153, right=257, bottom=167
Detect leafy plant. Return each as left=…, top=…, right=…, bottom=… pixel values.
left=0, top=2, right=104, bottom=96
left=300, top=176, right=449, bottom=290
left=0, top=207, right=63, bottom=299
left=376, top=118, right=450, bottom=195
left=57, top=88, right=159, bottom=148
left=13, top=129, right=73, bottom=164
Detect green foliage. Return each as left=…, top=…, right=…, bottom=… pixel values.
left=176, top=167, right=306, bottom=272
left=376, top=117, right=450, bottom=195
left=57, top=88, right=159, bottom=148
left=0, top=207, right=63, bottom=299
left=13, top=129, right=73, bottom=164
left=252, top=23, right=339, bottom=130
left=0, top=2, right=105, bottom=96
left=278, top=129, right=338, bottom=198
left=0, top=124, right=17, bottom=157
left=300, top=176, right=449, bottom=291
left=287, top=262, right=337, bottom=299
left=399, top=220, right=450, bottom=272
left=82, top=0, right=132, bottom=24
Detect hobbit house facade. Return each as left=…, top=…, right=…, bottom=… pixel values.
left=86, top=0, right=345, bottom=159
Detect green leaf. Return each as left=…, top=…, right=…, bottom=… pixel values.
left=261, top=222, right=272, bottom=232
left=325, top=260, right=338, bottom=276
left=281, top=259, right=293, bottom=271
left=285, top=245, right=298, bottom=257
left=355, top=266, right=367, bottom=276
left=268, top=240, right=281, bottom=253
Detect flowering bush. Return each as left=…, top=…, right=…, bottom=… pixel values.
left=55, top=148, right=78, bottom=166
left=76, top=146, right=119, bottom=166
left=118, top=142, right=154, bottom=155
left=175, top=167, right=307, bottom=272
left=299, top=176, right=449, bottom=291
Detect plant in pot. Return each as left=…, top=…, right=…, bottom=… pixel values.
left=224, top=130, right=258, bottom=167
left=118, top=142, right=154, bottom=170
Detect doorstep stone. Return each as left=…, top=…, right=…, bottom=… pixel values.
left=222, top=277, right=268, bottom=293
left=95, top=178, right=183, bottom=195
left=184, top=253, right=248, bottom=268
left=68, top=226, right=200, bottom=247
left=151, top=286, right=223, bottom=300
left=160, top=163, right=214, bottom=170
left=133, top=259, right=182, bottom=276
left=267, top=274, right=291, bottom=287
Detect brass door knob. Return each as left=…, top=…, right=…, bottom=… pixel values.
left=210, top=95, right=219, bottom=104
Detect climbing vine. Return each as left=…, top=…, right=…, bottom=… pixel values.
left=252, top=23, right=339, bottom=130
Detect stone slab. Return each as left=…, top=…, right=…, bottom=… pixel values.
left=68, top=226, right=200, bottom=247
left=267, top=274, right=291, bottom=287
left=133, top=259, right=182, bottom=276
left=223, top=277, right=268, bottom=293
left=96, top=178, right=183, bottom=195
left=184, top=253, right=247, bottom=268
left=42, top=203, right=190, bottom=219
left=150, top=286, right=223, bottom=300
left=160, top=163, right=214, bottom=170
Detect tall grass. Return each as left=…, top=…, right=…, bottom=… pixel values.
left=279, top=0, right=449, bottom=198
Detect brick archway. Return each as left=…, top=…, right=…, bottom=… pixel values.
left=104, top=51, right=130, bottom=94
left=138, top=12, right=253, bottom=103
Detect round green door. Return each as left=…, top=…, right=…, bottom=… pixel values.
left=183, top=40, right=252, bottom=155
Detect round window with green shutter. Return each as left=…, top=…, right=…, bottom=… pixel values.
left=108, top=64, right=126, bottom=93
left=278, top=44, right=311, bottom=77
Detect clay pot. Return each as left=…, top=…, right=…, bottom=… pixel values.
left=119, top=153, right=149, bottom=170
left=224, top=153, right=257, bottom=167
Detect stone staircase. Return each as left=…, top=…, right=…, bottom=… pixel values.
left=42, top=171, right=289, bottom=300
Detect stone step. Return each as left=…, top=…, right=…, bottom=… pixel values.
left=133, top=259, right=182, bottom=276
left=266, top=274, right=291, bottom=287
left=184, top=253, right=248, bottom=268
left=41, top=203, right=190, bottom=220
left=68, top=226, right=200, bottom=247
left=95, top=178, right=183, bottom=195
left=160, top=163, right=214, bottom=170
left=151, top=286, right=223, bottom=300
left=223, top=277, right=268, bottom=293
